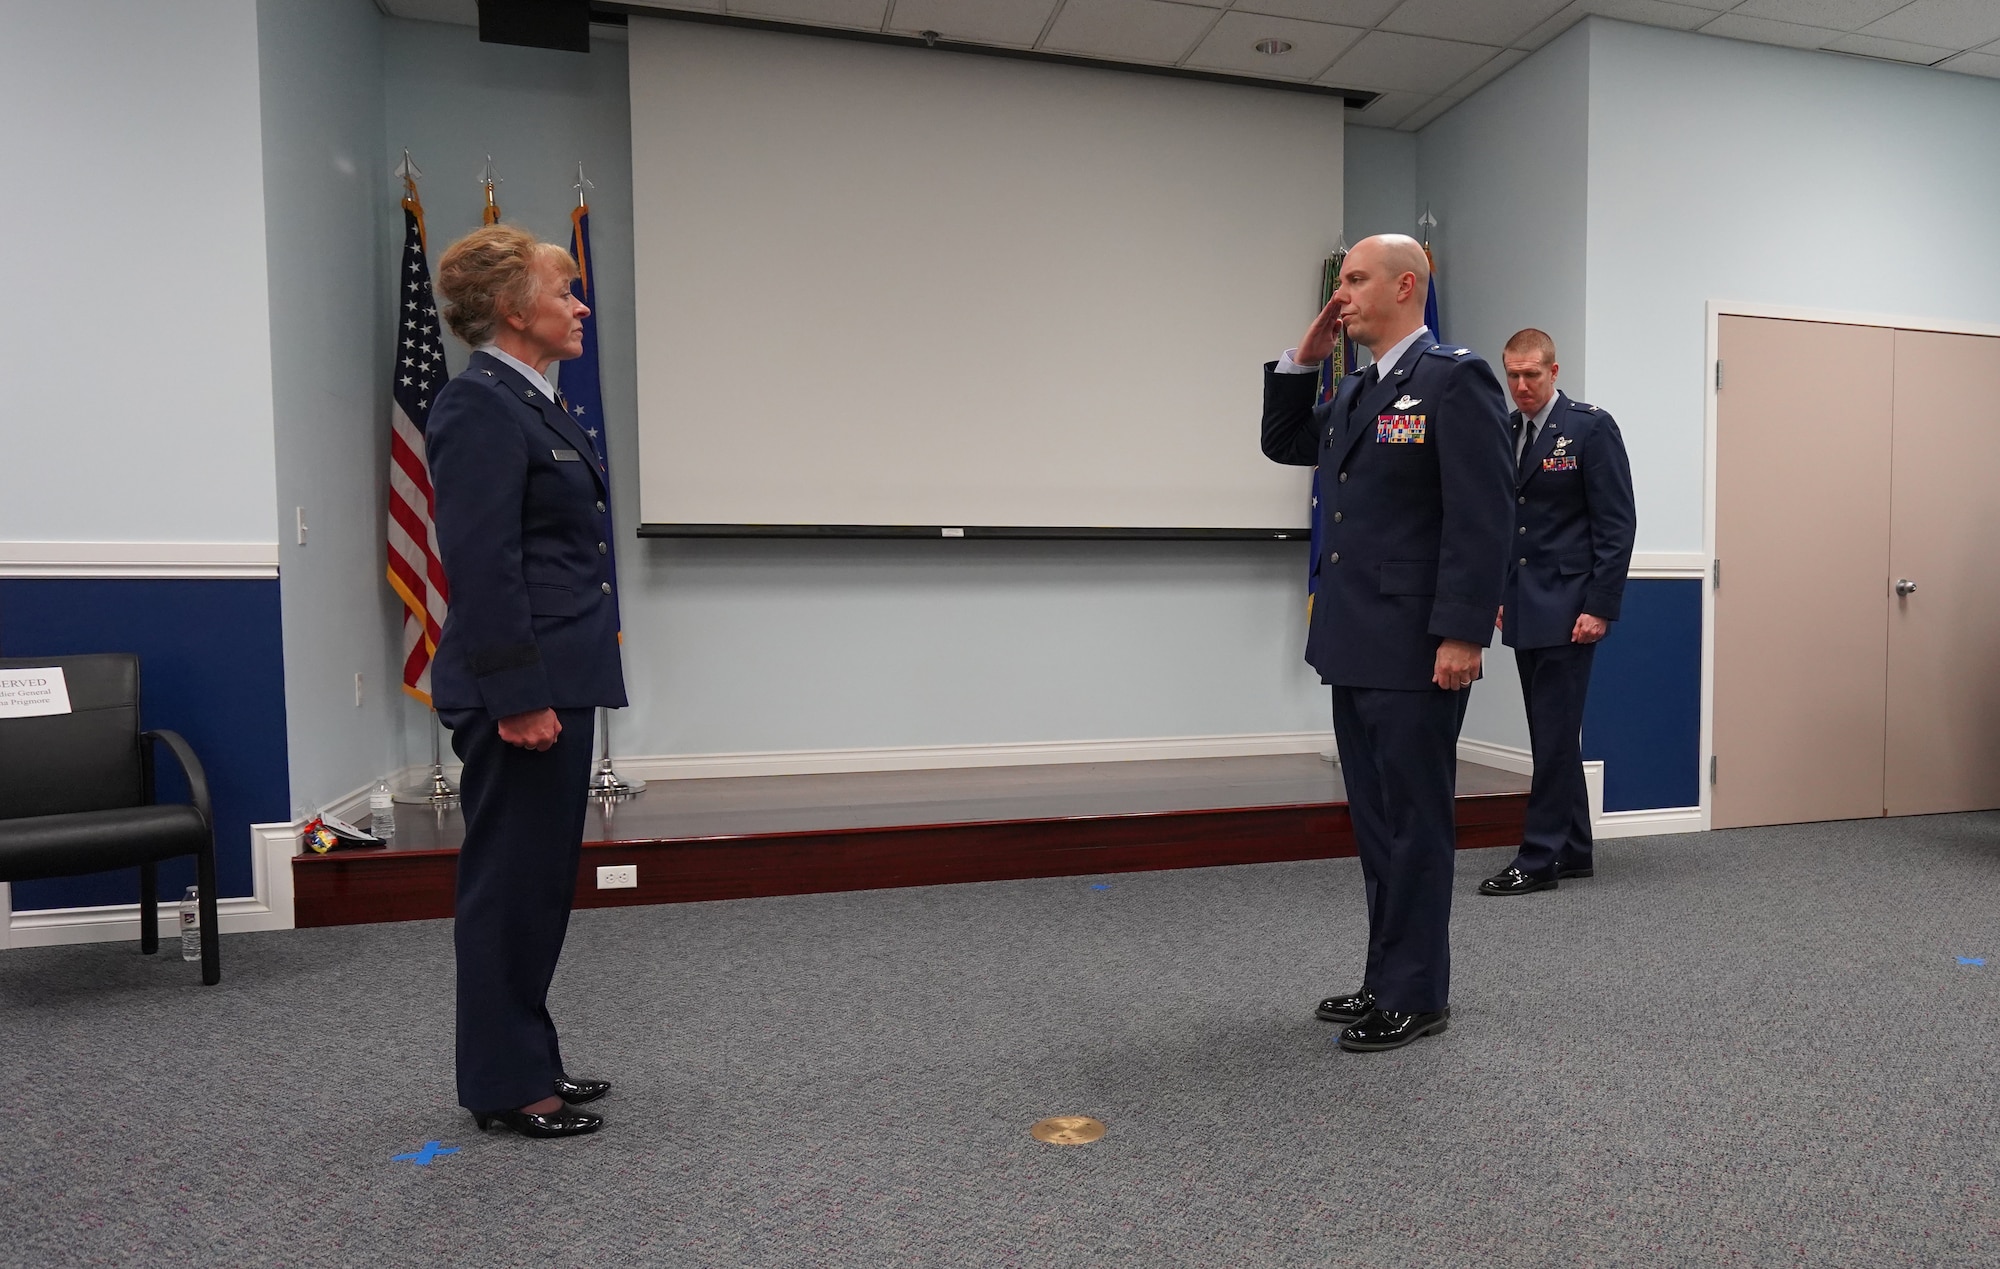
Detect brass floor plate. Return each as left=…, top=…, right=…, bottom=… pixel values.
left=1030, top=1116, right=1106, bottom=1145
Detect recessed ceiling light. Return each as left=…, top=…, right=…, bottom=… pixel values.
left=1255, top=38, right=1294, bottom=56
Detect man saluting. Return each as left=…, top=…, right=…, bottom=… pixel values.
left=1261, top=234, right=1513, bottom=1052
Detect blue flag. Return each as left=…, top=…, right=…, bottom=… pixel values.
left=563, top=203, right=619, bottom=631
left=1423, top=244, right=1441, bottom=340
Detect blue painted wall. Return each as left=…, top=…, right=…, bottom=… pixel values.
left=0, top=578, right=289, bottom=909
left=1582, top=578, right=1701, bottom=812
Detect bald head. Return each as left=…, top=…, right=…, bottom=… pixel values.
left=1333, top=233, right=1432, bottom=360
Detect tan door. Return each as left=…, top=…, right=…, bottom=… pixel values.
left=1884, top=329, right=2000, bottom=815
left=1712, top=316, right=1893, bottom=829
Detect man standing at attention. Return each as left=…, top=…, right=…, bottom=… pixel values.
left=1479, top=329, right=1636, bottom=896
left=1261, top=235, right=1514, bottom=1052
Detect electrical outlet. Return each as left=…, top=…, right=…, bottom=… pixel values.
left=354, top=673, right=363, bottom=707
left=596, top=864, right=637, bottom=890
left=296, top=506, right=308, bottom=546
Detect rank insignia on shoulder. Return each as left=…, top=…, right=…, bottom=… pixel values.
left=1376, top=414, right=1427, bottom=443
left=1543, top=454, right=1578, bottom=472
left=1454, top=348, right=1470, bottom=356
left=1393, top=395, right=1422, bottom=409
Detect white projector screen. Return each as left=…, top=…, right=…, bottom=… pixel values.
left=628, top=19, right=1343, bottom=537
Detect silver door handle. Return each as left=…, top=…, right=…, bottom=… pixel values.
left=1895, top=578, right=1917, bottom=596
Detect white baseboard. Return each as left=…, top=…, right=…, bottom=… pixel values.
left=377, top=730, right=1345, bottom=791
left=613, top=731, right=1342, bottom=780
left=1456, top=739, right=1700, bottom=839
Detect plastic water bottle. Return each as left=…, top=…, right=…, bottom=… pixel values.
left=369, top=780, right=396, bottom=840
left=179, top=886, right=200, bottom=961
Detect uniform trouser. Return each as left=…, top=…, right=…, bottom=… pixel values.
left=448, top=706, right=596, bottom=1112
left=1510, top=642, right=1597, bottom=877
left=1330, top=684, right=1469, bottom=1014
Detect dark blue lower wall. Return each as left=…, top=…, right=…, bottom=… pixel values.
left=0, top=577, right=289, bottom=909
left=1582, top=577, right=1703, bottom=812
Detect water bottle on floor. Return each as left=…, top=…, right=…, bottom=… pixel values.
left=369, top=780, right=396, bottom=841
left=179, top=885, right=200, bottom=962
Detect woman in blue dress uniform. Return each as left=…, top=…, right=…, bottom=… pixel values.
left=428, top=224, right=629, bottom=1138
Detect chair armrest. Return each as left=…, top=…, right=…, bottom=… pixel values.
left=142, top=729, right=212, bottom=830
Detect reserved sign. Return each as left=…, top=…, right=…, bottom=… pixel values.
left=0, top=667, right=72, bottom=718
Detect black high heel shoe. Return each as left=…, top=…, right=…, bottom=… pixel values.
left=555, top=1074, right=610, bottom=1105
left=470, top=1105, right=604, bottom=1138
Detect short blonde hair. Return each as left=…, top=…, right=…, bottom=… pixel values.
left=1504, top=328, right=1557, bottom=364
left=436, top=224, right=578, bottom=346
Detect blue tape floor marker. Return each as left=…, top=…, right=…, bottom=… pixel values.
left=1090, top=883, right=1111, bottom=891
left=393, top=1141, right=461, bottom=1166
left=1957, top=957, right=1986, bottom=967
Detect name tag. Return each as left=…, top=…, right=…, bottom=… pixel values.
left=1376, top=414, right=1426, bottom=443
left=552, top=449, right=582, bottom=462
left=1542, top=454, right=1578, bottom=472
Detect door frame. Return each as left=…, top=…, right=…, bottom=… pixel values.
left=1700, top=301, right=2000, bottom=835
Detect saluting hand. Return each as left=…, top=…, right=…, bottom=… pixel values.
left=1296, top=296, right=1346, bottom=365
left=498, top=707, right=562, bottom=751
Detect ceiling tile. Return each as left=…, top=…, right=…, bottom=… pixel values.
left=1822, top=30, right=1958, bottom=62
left=1935, top=49, right=2000, bottom=77
left=885, top=0, right=1059, bottom=46
left=1698, top=12, right=1843, bottom=49
left=1040, top=0, right=1220, bottom=63
left=1183, top=11, right=1365, bottom=78
left=378, top=0, right=479, bottom=21
left=727, top=0, right=889, bottom=29
left=1446, top=46, right=1530, bottom=95
left=1342, top=88, right=1431, bottom=126
left=1378, top=0, right=1573, bottom=49
left=624, top=0, right=727, bottom=14
left=1859, top=0, right=2000, bottom=51
left=1398, top=93, right=1462, bottom=129
left=1516, top=0, right=1714, bottom=49
left=1318, top=30, right=1502, bottom=93
left=1237, top=0, right=1403, bottom=23
left=1728, top=0, right=1905, bottom=31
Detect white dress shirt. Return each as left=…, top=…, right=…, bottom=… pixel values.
left=1516, top=390, right=1560, bottom=461
left=477, top=343, right=558, bottom=401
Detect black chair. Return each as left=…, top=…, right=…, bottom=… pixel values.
left=0, top=653, right=220, bottom=984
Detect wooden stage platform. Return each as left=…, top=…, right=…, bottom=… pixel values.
left=293, top=755, right=1531, bottom=927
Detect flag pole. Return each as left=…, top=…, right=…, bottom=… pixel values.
left=568, top=159, right=642, bottom=800
left=400, top=712, right=462, bottom=807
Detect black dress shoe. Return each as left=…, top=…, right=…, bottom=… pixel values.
left=555, top=1074, right=610, bottom=1105
left=471, top=1106, right=604, bottom=1138
left=1314, top=988, right=1376, bottom=1023
left=1338, top=1008, right=1450, bottom=1053
left=1556, top=862, right=1594, bottom=879
left=1479, top=866, right=1558, bottom=896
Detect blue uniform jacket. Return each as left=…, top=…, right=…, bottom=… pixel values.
left=1499, top=391, right=1637, bottom=650
left=1262, top=335, right=1515, bottom=690
left=426, top=350, right=628, bottom=719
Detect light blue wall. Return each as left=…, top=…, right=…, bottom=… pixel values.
left=1584, top=18, right=2000, bottom=552
left=1411, top=23, right=1591, bottom=752
left=383, top=19, right=1332, bottom=763
left=1342, top=126, right=1417, bottom=244
left=257, top=0, right=410, bottom=813
left=0, top=0, right=277, bottom=544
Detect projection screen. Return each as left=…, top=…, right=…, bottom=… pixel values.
left=628, top=18, right=1344, bottom=537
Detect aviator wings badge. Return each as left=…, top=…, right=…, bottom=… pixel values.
left=1392, top=395, right=1422, bottom=410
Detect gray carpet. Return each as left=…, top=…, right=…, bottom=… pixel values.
left=6, top=814, right=2000, bottom=1268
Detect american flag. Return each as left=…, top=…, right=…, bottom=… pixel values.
left=385, top=192, right=450, bottom=703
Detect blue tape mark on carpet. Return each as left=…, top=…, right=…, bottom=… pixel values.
left=392, top=1141, right=461, bottom=1166
left=1957, top=957, right=1985, bottom=966
left=1090, top=883, right=1110, bottom=891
